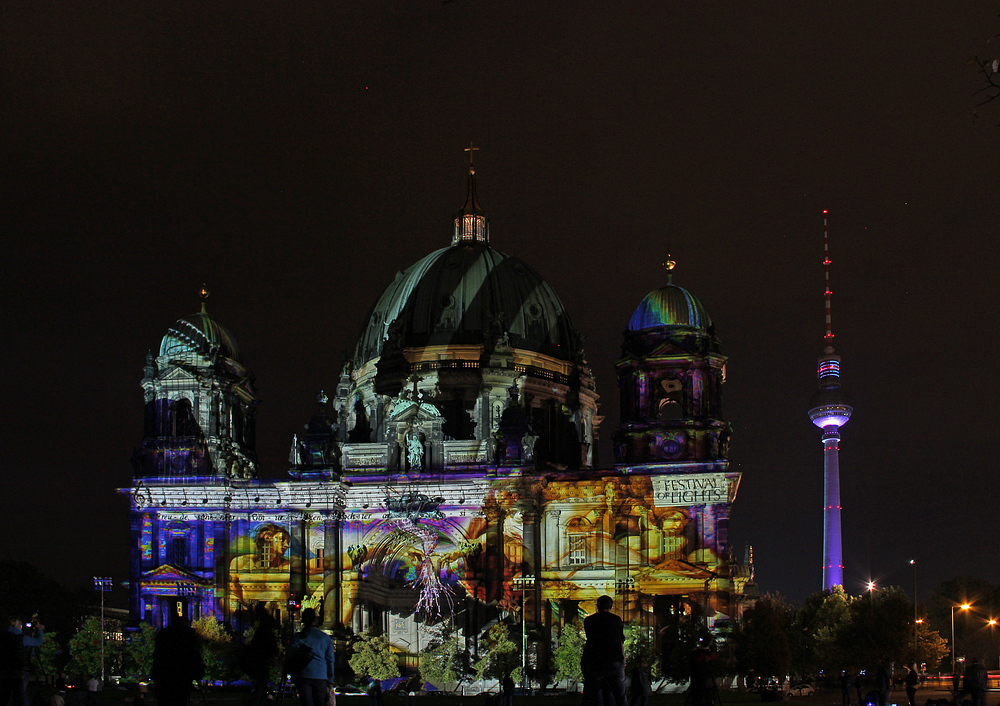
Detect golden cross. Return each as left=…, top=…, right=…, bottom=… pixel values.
left=464, top=141, right=479, bottom=166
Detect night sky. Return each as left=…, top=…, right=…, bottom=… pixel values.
left=3, top=1, right=998, bottom=608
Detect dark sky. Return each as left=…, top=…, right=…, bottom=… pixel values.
left=3, top=1, right=997, bottom=608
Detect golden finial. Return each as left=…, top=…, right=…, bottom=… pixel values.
left=662, top=256, right=676, bottom=271
left=464, top=141, right=479, bottom=175
left=199, top=284, right=210, bottom=313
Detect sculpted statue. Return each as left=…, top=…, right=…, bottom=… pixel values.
left=407, top=435, right=424, bottom=471
left=521, top=433, right=538, bottom=462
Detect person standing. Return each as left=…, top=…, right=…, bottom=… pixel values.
left=874, top=663, right=891, bottom=706
left=965, top=658, right=988, bottom=706
left=84, top=676, right=101, bottom=706
left=904, top=665, right=918, bottom=706
left=289, top=608, right=335, bottom=706
left=629, top=657, right=652, bottom=706
left=366, top=677, right=382, bottom=706
left=0, top=616, right=45, bottom=706
left=581, top=596, right=626, bottom=706
left=840, top=670, right=853, bottom=706
left=246, top=604, right=278, bottom=706
left=151, top=616, right=204, bottom=706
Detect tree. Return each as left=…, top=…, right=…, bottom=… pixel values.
left=123, top=624, right=157, bottom=678
left=902, top=622, right=949, bottom=672
left=473, top=622, right=520, bottom=684
left=349, top=632, right=400, bottom=682
left=625, top=624, right=660, bottom=678
left=35, top=632, right=62, bottom=683
left=734, top=596, right=792, bottom=684
left=836, top=587, right=912, bottom=670
left=192, top=616, right=232, bottom=682
left=66, top=618, right=110, bottom=679
left=419, top=627, right=465, bottom=690
left=796, top=587, right=852, bottom=674
left=552, top=624, right=585, bottom=691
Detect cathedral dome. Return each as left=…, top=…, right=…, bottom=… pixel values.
left=354, top=241, right=580, bottom=364
left=628, top=283, right=712, bottom=332
left=160, top=307, right=243, bottom=363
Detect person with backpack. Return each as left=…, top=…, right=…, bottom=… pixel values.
left=1, top=616, right=45, bottom=706
left=288, top=609, right=335, bottom=706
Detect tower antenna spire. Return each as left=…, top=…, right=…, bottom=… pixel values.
left=823, top=210, right=834, bottom=345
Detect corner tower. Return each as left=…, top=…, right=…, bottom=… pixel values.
left=136, top=289, right=258, bottom=479
left=613, top=258, right=729, bottom=468
left=807, top=211, right=852, bottom=590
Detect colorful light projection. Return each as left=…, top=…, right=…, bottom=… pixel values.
left=189, top=470, right=738, bottom=641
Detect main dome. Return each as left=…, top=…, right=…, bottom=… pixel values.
left=160, top=308, right=243, bottom=363
left=628, top=283, right=712, bottom=332
left=354, top=241, right=580, bottom=364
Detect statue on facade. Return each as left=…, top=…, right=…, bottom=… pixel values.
left=521, top=432, right=538, bottom=462
left=407, top=435, right=424, bottom=471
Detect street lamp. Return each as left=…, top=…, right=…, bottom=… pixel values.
left=93, top=577, right=113, bottom=682
left=911, top=560, right=917, bottom=659
left=512, top=575, right=535, bottom=693
left=951, top=603, right=971, bottom=685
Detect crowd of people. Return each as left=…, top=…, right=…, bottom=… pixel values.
left=2, top=604, right=997, bottom=706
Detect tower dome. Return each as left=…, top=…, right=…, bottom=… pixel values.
left=160, top=304, right=243, bottom=363
left=628, top=283, right=712, bottom=332
left=354, top=243, right=581, bottom=366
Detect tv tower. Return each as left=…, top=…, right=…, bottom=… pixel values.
left=808, top=210, right=852, bottom=590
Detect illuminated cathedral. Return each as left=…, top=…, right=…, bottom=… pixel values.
left=123, top=159, right=749, bottom=678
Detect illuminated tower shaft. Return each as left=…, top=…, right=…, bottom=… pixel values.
left=808, top=211, right=852, bottom=590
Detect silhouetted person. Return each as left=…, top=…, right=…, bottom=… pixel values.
left=689, top=647, right=717, bottom=706
left=366, top=677, right=382, bottom=706
left=501, top=674, right=514, bottom=706
left=581, top=596, right=626, bottom=706
left=246, top=604, right=278, bottom=706
left=959, top=658, right=988, bottom=706
left=289, top=608, right=334, bottom=706
left=854, top=672, right=865, bottom=706
left=629, top=657, right=652, bottom=706
left=841, top=670, right=853, bottom=706
left=1, top=616, right=45, bottom=706
left=874, top=663, right=890, bottom=706
left=904, top=665, right=918, bottom=706
left=152, top=616, right=204, bottom=706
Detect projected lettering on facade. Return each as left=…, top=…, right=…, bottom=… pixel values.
left=651, top=473, right=735, bottom=506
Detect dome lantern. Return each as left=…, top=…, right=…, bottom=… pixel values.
left=452, top=142, right=489, bottom=245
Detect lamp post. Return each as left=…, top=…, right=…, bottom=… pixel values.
left=951, top=603, right=971, bottom=684
left=512, top=575, right=535, bottom=693
left=93, top=577, right=113, bottom=682
left=910, top=560, right=917, bottom=659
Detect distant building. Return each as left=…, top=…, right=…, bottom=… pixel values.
left=122, top=161, right=749, bottom=675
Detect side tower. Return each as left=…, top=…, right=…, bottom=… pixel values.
left=611, top=258, right=741, bottom=633
left=127, top=290, right=259, bottom=628
left=137, top=289, right=258, bottom=479
left=807, top=211, right=852, bottom=590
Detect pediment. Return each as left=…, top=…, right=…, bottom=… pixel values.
left=139, top=564, right=207, bottom=585
left=161, top=367, right=197, bottom=381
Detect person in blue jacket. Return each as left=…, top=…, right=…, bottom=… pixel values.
left=290, top=608, right=335, bottom=706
